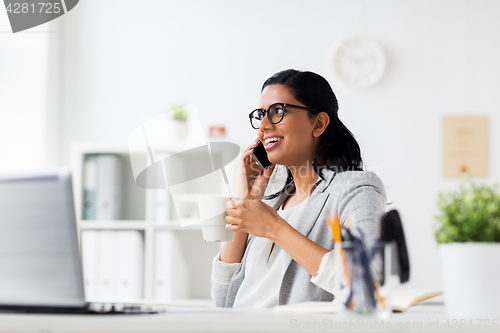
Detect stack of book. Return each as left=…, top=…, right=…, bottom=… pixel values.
left=81, top=154, right=144, bottom=301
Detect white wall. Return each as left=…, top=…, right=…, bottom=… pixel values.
left=56, top=0, right=500, bottom=289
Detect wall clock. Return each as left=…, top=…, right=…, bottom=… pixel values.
left=333, top=36, right=386, bottom=89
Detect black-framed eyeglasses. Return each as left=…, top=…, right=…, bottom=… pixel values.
left=248, top=103, right=315, bottom=129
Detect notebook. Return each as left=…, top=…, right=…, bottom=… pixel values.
left=390, top=289, right=443, bottom=312
left=0, top=170, right=166, bottom=314
left=273, top=289, right=443, bottom=314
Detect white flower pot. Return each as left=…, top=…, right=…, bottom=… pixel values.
left=167, top=120, right=188, bottom=141
left=440, top=243, right=500, bottom=317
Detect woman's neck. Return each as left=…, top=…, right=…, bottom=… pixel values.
left=288, top=160, right=319, bottom=198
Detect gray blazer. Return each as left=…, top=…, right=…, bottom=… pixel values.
left=211, top=168, right=387, bottom=307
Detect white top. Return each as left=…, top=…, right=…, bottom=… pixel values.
left=232, top=196, right=310, bottom=308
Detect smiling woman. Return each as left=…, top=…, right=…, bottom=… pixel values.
left=211, top=69, right=387, bottom=308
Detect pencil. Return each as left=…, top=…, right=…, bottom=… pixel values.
left=326, top=214, right=350, bottom=287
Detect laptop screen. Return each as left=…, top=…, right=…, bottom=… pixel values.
left=0, top=171, right=86, bottom=307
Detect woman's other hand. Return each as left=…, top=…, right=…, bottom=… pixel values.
left=225, top=198, right=288, bottom=240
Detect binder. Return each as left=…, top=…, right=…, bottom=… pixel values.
left=115, top=231, right=144, bottom=301
left=153, top=189, right=171, bottom=223
left=95, top=155, right=123, bottom=220
left=82, top=155, right=97, bottom=220
left=145, top=182, right=172, bottom=223
left=96, top=230, right=116, bottom=301
left=153, top=230, right=189, bottom=301
left=80, top=230, right=98, bottom=301
left=147, top=152, right=172, bottom=223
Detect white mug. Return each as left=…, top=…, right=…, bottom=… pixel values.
left=198, top=196, right=235, bottom=242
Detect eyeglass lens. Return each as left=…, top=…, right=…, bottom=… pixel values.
left=251, top=104, right=285, bottom=128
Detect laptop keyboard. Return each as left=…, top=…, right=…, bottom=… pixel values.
left=87, top=302, right=168, bottom=314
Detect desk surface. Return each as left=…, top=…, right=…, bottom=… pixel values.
left=0, top=304, right=498, bottom=333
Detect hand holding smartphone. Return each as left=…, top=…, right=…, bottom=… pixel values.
left=236, top=139, right=273, bottom=200
left=251, top=140, right=272, bottom=170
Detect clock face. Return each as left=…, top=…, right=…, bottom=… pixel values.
left=333, top=37, right=386, bottom=89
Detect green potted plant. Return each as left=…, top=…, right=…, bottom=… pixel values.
left=168, top=105, right=189, bottom=140
left=435, top=179, right=500, bottom=317
left=172, top=105, right=189, bottom=122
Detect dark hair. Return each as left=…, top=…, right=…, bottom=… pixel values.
left=262, top=69, right=363, bottom=200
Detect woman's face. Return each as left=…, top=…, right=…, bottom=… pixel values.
left=257, top=84, right=320, bottom=167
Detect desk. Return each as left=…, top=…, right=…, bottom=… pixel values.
left=0, top=304, right=499, bottom=333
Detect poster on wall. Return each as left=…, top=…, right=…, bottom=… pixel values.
left=442, top=116, right=488, bottom=177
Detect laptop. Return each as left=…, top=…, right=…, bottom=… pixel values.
left=0, top=170, right=166, bottom=314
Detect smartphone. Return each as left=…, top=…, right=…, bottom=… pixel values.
left=252, top=140, right=272, bottom=170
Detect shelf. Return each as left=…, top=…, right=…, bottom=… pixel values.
left=174, top=193, right=222, bottom=202
left=79, top=221, right=147, bottom=230
left=71, top=141, right=234, bottom=302
left=71, top=141, right=213, bottom=155
left=79, top=220, right=203, bottom=231
left=151, top=223, right=202, bottom=231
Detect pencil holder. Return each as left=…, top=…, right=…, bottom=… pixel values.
left=333, top=240, right=396, bottom=317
